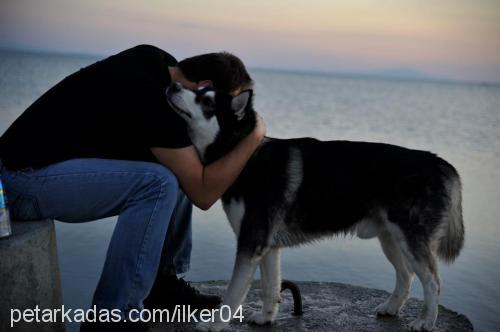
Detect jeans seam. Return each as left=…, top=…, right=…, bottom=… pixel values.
left=126, top=177, right=169, bottom=309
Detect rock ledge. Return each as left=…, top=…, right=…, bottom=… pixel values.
left=153, top=280, right=473, bottom=331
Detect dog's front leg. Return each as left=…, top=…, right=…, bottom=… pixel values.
left=248, top=248, right=281, bottom=325
left=196, top=249, right=262, bottom=332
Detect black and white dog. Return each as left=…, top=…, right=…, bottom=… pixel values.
left=166, top=83, right=464, bottom=331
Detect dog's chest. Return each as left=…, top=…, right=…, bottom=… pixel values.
left=222, top=199, right=245, bottom=236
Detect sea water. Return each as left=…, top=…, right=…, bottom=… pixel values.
left=1, top=50, right=499, bottom=331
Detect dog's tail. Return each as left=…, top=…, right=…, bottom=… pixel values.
left=436, top=163, right=464, bottom=263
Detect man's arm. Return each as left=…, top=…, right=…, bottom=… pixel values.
left=151, top=115, right=265, bottom=210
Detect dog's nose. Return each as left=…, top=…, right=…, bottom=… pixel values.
left=170, top=82, right=182, bottom=93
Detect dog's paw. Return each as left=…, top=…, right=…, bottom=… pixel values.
left=246, top=311, right=274, bottom=325
left=408, top=318, right=435, bottom=331
left=374, top=300, right=400, bottom=316
left=195, top=321, right=228, bottom=332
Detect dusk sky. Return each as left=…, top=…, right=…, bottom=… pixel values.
left=1, top=0, right=499, bottom=83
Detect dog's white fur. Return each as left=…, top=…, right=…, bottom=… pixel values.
left=167, top=86, right=219, bottom=161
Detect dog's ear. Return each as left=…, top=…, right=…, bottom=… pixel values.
left=231, top=90, right=253, bottom=121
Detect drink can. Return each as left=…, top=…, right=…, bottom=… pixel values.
left=0, top=176, right=12, bottom=238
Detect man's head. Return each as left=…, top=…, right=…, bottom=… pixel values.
left=176, top=52, right=253, bottom=95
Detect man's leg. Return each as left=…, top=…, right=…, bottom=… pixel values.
left=159, top=190, right=193, bottom=276
left=144, top=190, right=221, bottom=309
left=1, top=158, right=180, bottom=313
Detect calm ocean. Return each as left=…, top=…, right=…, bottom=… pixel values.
left=1, top=50, right=499, bottom=331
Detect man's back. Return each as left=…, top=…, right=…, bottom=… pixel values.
left=0, top=46, right=263, bottom=330
left=0, top=45, right=191, bottom=170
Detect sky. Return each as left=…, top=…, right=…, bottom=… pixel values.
left=1, top=0, right=500, bottom=83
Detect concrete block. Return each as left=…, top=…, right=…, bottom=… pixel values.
left=0, top=220, right=64, bottom=332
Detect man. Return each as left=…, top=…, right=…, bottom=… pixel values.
left=0, top=45, right=265, bottom=330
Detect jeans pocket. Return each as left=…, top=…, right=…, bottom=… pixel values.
left=9, top=191, right=43, bottom=221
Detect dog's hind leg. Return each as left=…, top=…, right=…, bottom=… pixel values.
left=400, top=244, right=440, bottom=331
left=248, top=248, right=281, bottom=325
left=375, top=230, right=414, bottom=316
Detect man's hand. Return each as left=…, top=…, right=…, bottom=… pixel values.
left=152, top=113, right=266, bottom=210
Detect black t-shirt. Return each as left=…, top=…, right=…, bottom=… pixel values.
left=0, top=44, right=192, bottom=170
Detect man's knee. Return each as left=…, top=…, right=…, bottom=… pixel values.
left=139, top=162, right=179, bottom=198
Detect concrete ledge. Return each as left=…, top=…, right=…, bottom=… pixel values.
left=0, top=220, right=64, bottom=332
left=153, top=281, right=473, bottom=331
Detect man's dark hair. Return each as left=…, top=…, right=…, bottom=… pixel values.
left=177, top=52, right=253, bottom=93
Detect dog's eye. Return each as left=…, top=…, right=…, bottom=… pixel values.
left=201, top=97, right=213, bottom=107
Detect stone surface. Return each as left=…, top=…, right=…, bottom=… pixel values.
left=152, top=281, right=473, bottom=331
left=0, top=220, right=64, bottom=332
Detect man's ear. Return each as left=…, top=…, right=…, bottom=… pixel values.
left=231, top=90, right=252, bottom=120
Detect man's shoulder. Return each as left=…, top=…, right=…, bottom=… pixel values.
left=118, top=44, right=177, bottom=64
left=127, top=44, right=164, bottom=54
left=76, top=44, right=177, bottom=88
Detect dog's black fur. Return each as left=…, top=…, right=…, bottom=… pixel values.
left=205, top=90, right=462, bottom=261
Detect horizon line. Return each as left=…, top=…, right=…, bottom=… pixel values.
left=1, top=45, right=499, bottom=87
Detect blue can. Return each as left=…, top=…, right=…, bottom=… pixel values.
left=0, top=176, right=12, bottom=238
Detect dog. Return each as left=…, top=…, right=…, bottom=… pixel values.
left=166, top=82, right=464, bottom=331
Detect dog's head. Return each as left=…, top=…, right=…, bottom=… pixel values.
left=166, top=82, right=256, bottom=164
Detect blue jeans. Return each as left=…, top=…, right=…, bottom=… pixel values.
left=0, top=158, right=192, bottom=313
